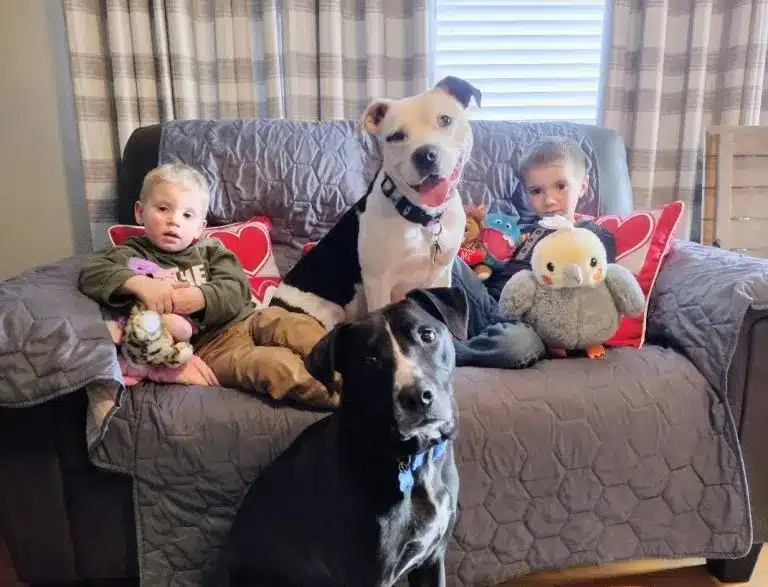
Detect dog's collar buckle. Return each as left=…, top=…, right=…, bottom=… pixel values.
left=397, top=440, right=449, bottom=496
left=381, top=174, right=443, bottom=228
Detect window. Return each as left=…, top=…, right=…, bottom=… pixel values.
left=432, top=0, right=608, bottom=124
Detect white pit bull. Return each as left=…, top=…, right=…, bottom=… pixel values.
left=270, top=76, right=482, bottom=329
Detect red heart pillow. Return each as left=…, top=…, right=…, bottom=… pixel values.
left=576, top=200, right=684, bottom=348
left=107, top=216, right=282, bottom=307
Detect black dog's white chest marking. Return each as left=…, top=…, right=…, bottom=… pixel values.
left=383, top=460, right=454, bottom=583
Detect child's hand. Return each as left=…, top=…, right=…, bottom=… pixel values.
left=172, top=286, right=206, bottom=315
left=123, top=276, right=189, bottom=314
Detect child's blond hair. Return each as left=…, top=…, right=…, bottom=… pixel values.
left=140, top=163, right=210, bottom=213
left=519, top=137, right=587, bottom=179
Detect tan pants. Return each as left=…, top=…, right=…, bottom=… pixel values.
left=197, top=307, right=337, bottom=408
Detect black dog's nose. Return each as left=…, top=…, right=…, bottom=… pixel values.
left=411, top=145, right=440, bottom=174
left=400, top=387, right=434, bottom=411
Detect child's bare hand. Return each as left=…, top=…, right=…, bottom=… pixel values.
left=172, top=286, right=206, bottom=315
left=123, top=276, right=188, bottom=314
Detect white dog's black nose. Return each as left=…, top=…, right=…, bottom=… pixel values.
left=411, top=145, right=440, bottom=174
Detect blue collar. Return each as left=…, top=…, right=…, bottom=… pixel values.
left=381, top=174, right=443, bottom=228
left=397, top=440, right=449, bottom=496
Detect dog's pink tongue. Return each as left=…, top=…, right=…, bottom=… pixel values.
left=418, top=177, right=450, bottom=208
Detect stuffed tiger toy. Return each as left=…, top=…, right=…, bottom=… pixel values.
left=120, top=304, right=194, bottom=369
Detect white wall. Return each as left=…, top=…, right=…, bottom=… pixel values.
left=0, top=0, right=89, bottom=280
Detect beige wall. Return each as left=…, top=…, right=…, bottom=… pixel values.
left=0, top=0, right=88, bottom=281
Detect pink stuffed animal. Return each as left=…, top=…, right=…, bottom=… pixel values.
left=104, top=258, right=218, bottom=387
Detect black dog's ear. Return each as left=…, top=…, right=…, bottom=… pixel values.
left=305, top=324, right=346, bottom=391
left=434, top=76, right=482, bottom=108
left=406, top=287, right=469, bottom=341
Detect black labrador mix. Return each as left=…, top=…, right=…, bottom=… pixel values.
left=221, top=287, right=468, bottom=587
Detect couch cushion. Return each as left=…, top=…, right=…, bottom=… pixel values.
left=156, top=119, right=632, bottom=258
left=447, top=345, right=750, bottom=585
left=89, top=343, right=750, bottom=586
left=577, top=124, right=633, bottom=216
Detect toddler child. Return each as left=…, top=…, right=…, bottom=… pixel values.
left=452, top=136, right=616, bottom=367
left=485, top=136, right=616, bottom=299
left=79, top=163, right=336, bottom=407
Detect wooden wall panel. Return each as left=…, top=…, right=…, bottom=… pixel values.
left=701, top=126, right=768, bottom=255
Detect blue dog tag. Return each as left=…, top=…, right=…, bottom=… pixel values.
left=397, top=441, right=450, bottom=496
left=398, top=468, right=414, bottom=495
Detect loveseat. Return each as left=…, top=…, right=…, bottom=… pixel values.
left=1, top=118, right=768, bottom=586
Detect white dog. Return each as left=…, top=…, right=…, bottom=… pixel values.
left=270, top=76, right=482, bottom=330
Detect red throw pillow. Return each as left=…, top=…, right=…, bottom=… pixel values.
left=107, top=216, right=282, bottom=307
left=576, top=200, right=684, bottom=348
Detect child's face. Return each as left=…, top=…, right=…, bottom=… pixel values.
left=523, top=161, right=589, bottom=221
left=134, top=182, right=207, bottom=252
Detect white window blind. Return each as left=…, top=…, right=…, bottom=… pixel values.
left=433, top=0, right=608, bottom=124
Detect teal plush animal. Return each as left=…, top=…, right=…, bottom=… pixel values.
left=482, top=212, right=523, bottom=270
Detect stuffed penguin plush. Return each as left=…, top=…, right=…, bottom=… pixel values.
left=499, top=216, right=645, bottom=359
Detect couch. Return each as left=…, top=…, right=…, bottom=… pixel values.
left=1, top=118, right=767, bottom=587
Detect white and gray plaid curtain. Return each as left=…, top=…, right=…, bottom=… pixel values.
left=602, top=0, right=768, bottom=236
left=64, top=0, right=430, bottom=246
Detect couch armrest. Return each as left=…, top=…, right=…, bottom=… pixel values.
left=0, top=398, right=78, bottom=582
left=726, top=310, right=768, bottom=542
left=0, top=391, right=137, bottom=583
left=649, top=242, right=768, bottom=543
left=0, top=255, right=122, bottom=409
left=646, top=240, right=768, bottom=394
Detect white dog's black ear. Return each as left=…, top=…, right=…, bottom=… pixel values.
left=435, top=76, right=482, bottom=109
left=359, top=100, right=391, bottom=134
left=305, top=324, right=346, bottom=391
left=406, top=287, right=469, bottom=340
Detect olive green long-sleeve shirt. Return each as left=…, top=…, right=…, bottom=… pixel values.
left=79, top=236, right=256, bottom=349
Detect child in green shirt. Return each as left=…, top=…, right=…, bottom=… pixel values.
left=80, top=163, right=336, bottom=408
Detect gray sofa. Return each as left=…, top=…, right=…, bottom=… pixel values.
left=1, top=118, right=767, bottom=587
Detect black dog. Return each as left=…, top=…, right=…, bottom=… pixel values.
left=223, top=287, right=468, bottom=587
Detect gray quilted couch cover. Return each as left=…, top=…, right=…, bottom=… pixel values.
left=0, top=118, right=763, bottom=587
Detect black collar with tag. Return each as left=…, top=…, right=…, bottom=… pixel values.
left=381, top=174, right=443, bottom=227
